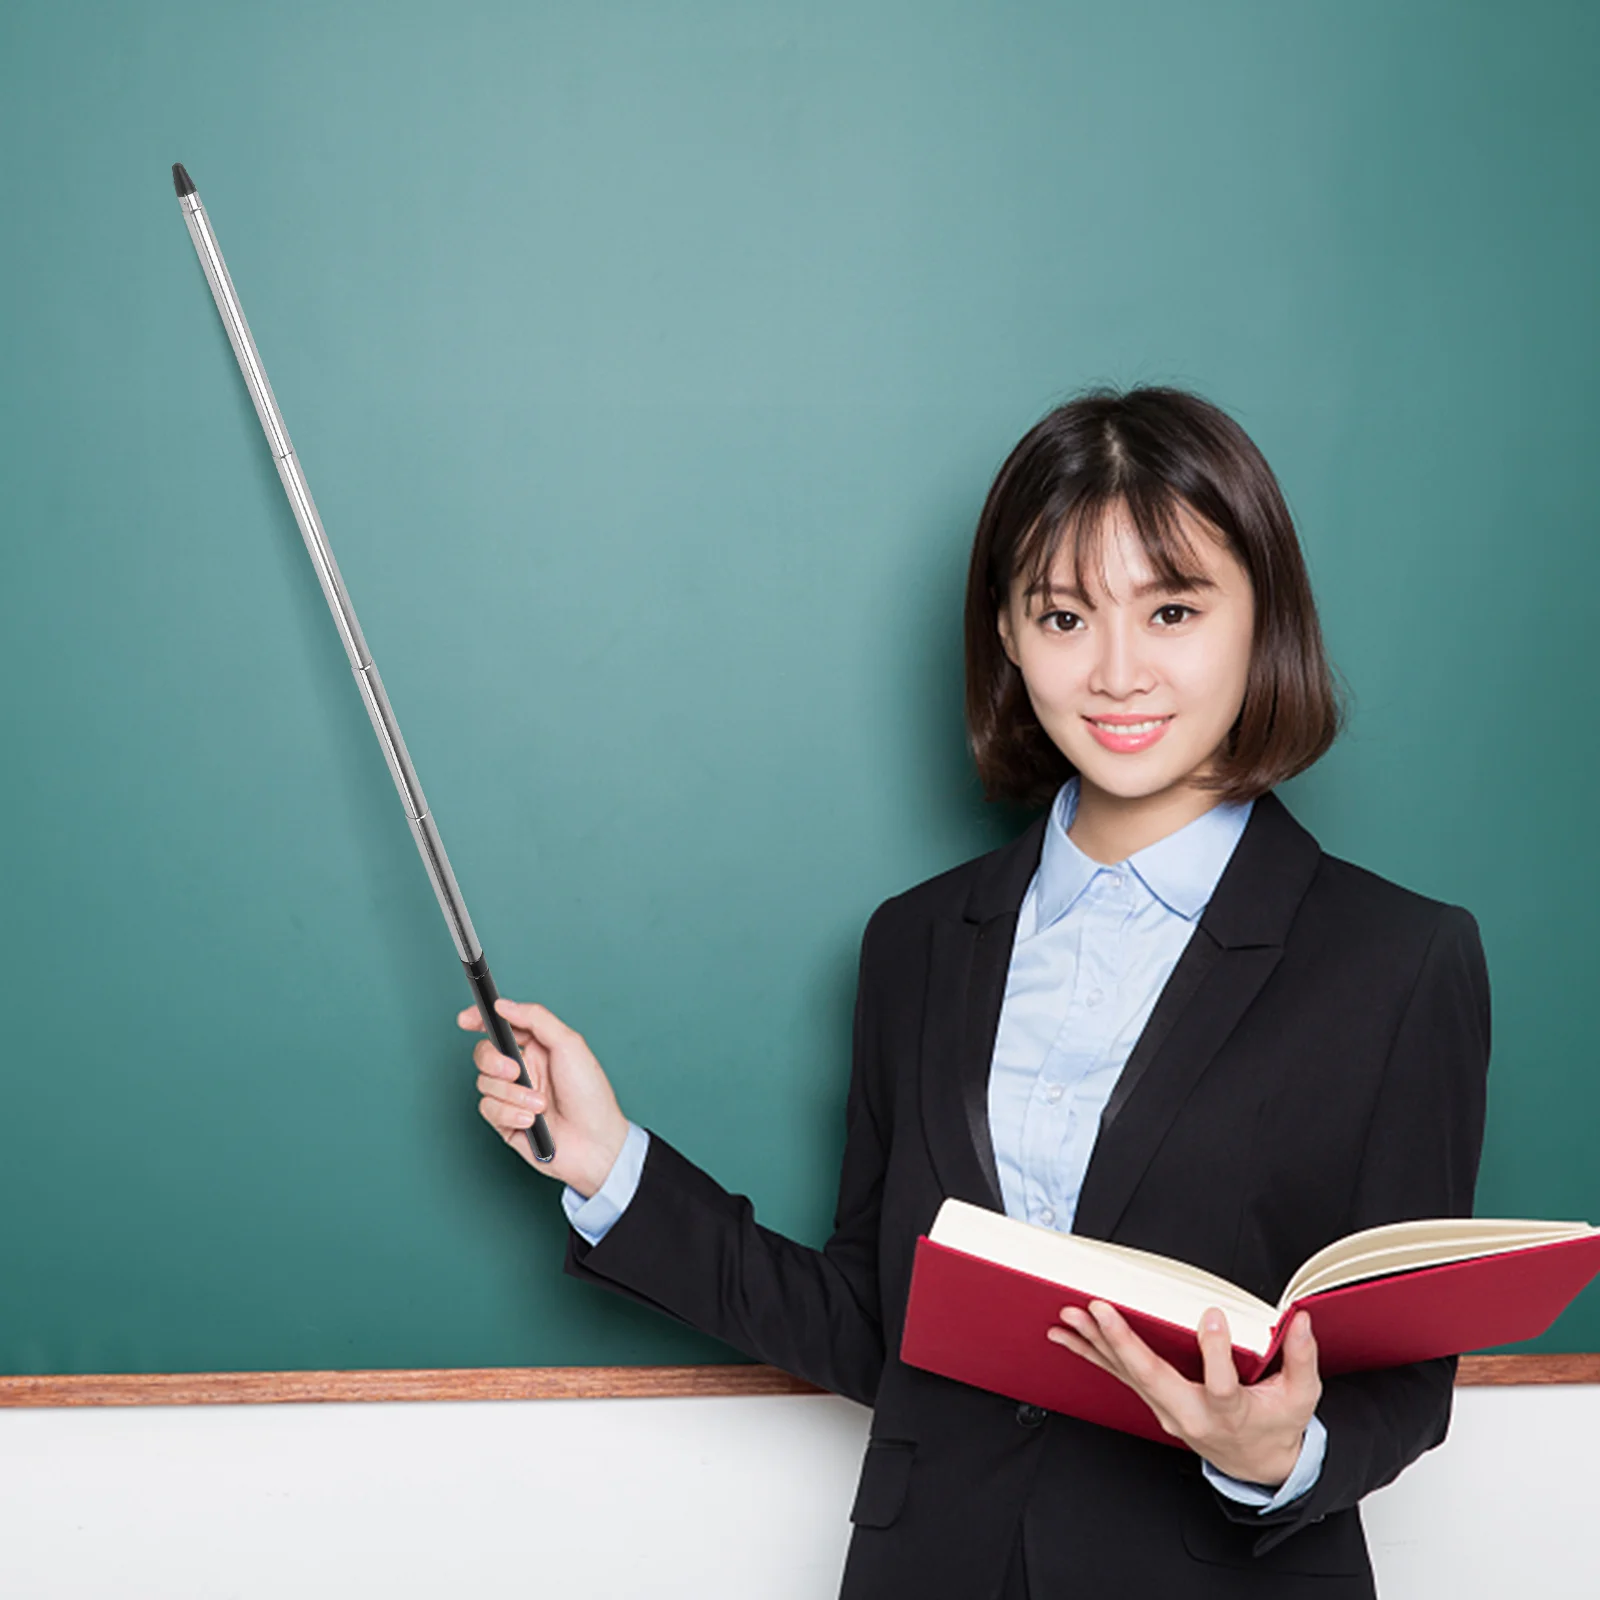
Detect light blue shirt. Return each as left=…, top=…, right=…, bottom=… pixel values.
left=563, top=775, right=1325, bottom=1512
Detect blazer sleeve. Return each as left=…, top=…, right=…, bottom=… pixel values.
left=1214, top=902, right=1492, bottom=1557
left=558, top=904, right=896, bottom=1408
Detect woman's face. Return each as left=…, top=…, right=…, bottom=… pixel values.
left=997, top=503, right=1256, bottom=807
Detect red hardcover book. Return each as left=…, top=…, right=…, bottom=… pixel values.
left=899, top=1200, right=1600, bottom=1447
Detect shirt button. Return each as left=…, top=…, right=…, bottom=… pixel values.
left=1044, top=1083, right=1064, bottom=1104
left=1016, top=1403, right=1047, bottom=1428
left=1038, top=1207, right=1055, bottom=1227
left=1105, top=872, right=1123, bottom=890
left=1086, top=988, right=1104, bottom=1008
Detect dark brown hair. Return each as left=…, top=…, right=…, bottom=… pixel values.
left=964, top=386, right=1346, bottom=809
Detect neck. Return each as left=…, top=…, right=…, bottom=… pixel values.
left=1066, top=776, right=1223, bottom=864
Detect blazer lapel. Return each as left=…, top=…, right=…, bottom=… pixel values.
left=918, top=811, right=1047, bottom=1211
left=1072, top=788, right=1322, bottom=1241
left=917, top=787, right=1323, bottom=1241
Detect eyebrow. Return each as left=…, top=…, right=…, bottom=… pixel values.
left=1022, top=574, right=1219, bottom=609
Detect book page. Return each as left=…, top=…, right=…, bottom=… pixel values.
left=929, top=1199, right=1280, bottom=1355
left=1278, top=1218, right=1599, bottom=1308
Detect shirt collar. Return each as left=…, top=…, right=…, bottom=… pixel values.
left=1029, top=774, right=1255, bottom=932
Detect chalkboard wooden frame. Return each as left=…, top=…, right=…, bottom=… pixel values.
left=0, top=1356, right=1595, bottom=1407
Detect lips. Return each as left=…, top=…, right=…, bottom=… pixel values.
left=1083, top=714, right=1173, bottom=753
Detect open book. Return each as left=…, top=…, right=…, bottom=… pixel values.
left=899, top=1200, right=1600, bottom=1447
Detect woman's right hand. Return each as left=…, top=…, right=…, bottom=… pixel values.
left=457, top=997, right=631, bottom=1199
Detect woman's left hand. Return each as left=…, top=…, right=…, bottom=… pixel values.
left=1049, top=1301, right=1322, bottom=1487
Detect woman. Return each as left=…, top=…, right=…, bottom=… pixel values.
left=459, top=388, right=1490, bottom=1598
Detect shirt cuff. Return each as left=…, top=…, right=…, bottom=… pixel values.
left=1200, top=1413, right=1327, bottom=1513
left=561, top=1121, right=651, bottom=1247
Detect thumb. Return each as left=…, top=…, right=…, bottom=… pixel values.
left=494, top=997, right=580, bottom=1050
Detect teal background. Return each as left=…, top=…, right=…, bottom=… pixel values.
left=1, top=0, right=1595, bottom=1375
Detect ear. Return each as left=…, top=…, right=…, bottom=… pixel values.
left=996, top=598, right=1020, bottom=668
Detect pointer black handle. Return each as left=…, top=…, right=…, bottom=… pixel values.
left=463, top=954, right=556, bottom=1162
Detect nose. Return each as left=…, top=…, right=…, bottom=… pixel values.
left=1087, top=612, right=1155, bottom=701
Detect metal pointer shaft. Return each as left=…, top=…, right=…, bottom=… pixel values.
left=171, top=161, right=554, bottom=1163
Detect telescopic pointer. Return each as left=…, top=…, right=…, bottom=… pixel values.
left=171, top=161, right=555, bottom=1163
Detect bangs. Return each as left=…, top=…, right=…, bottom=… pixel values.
left=1011, top=481, right=1223, bottom=612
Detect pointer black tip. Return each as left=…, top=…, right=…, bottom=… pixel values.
left=172, top=163, right=195, bottom=197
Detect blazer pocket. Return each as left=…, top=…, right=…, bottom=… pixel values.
left=849, top=1438, right=917, bottom=1530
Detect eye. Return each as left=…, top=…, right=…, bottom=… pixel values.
left=1154, top=603, right=1197, bottom=626
left=1039, top=610, right=1082, bottom=633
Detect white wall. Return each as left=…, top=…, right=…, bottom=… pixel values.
left=0, top=1388, right=1594, bottom=1597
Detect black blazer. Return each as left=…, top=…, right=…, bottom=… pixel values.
left=565, top=788, right=1491, bottom=1599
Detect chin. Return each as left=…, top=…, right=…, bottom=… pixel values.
left=1061, top=746, right=1207, bottom=802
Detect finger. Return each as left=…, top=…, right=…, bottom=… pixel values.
left=470, top=1028, right=553, bottom=1103
left=1060, top=1304, right=1110, bottom=1346
left=1279, top=1311, right=1322, bottom=1407
left=1069, top=1310, right=1145, bottom=1392
left=458, top=1006, right=536, bottom=1049
left=495, top=1041, right=547, bottom=1103
left=493, top=997, right=582, bottom=1052
left=478, top=1098, right=535, bottom=1166
left=494, top=1001, right=573, bottom=1101
left=478, top=1094, right=538, bottom=1136
left=1197, top=1307, right=1242, bottom=1403
left=1086, top=1301, right=1181, bottom=1399
left=476, top=1073, right=545, bottom=1114
left=1057, top=1306, right=1120, bottom=1370
left=1086, top=1303, right=1205, bottom=1439
left=472, top=1039, right=522, bottom=1079
left=1050, top=1316, right=1183, bottom=1438
left=1046, top=1324, right=1115, bottom=1373
left=471, top=1037, right=548, bottom=1098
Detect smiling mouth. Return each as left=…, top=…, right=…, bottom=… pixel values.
left=1086, top=716, right=1173, bottom=733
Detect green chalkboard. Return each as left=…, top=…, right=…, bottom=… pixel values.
left=2, top=0, right=1596, bottom=1377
